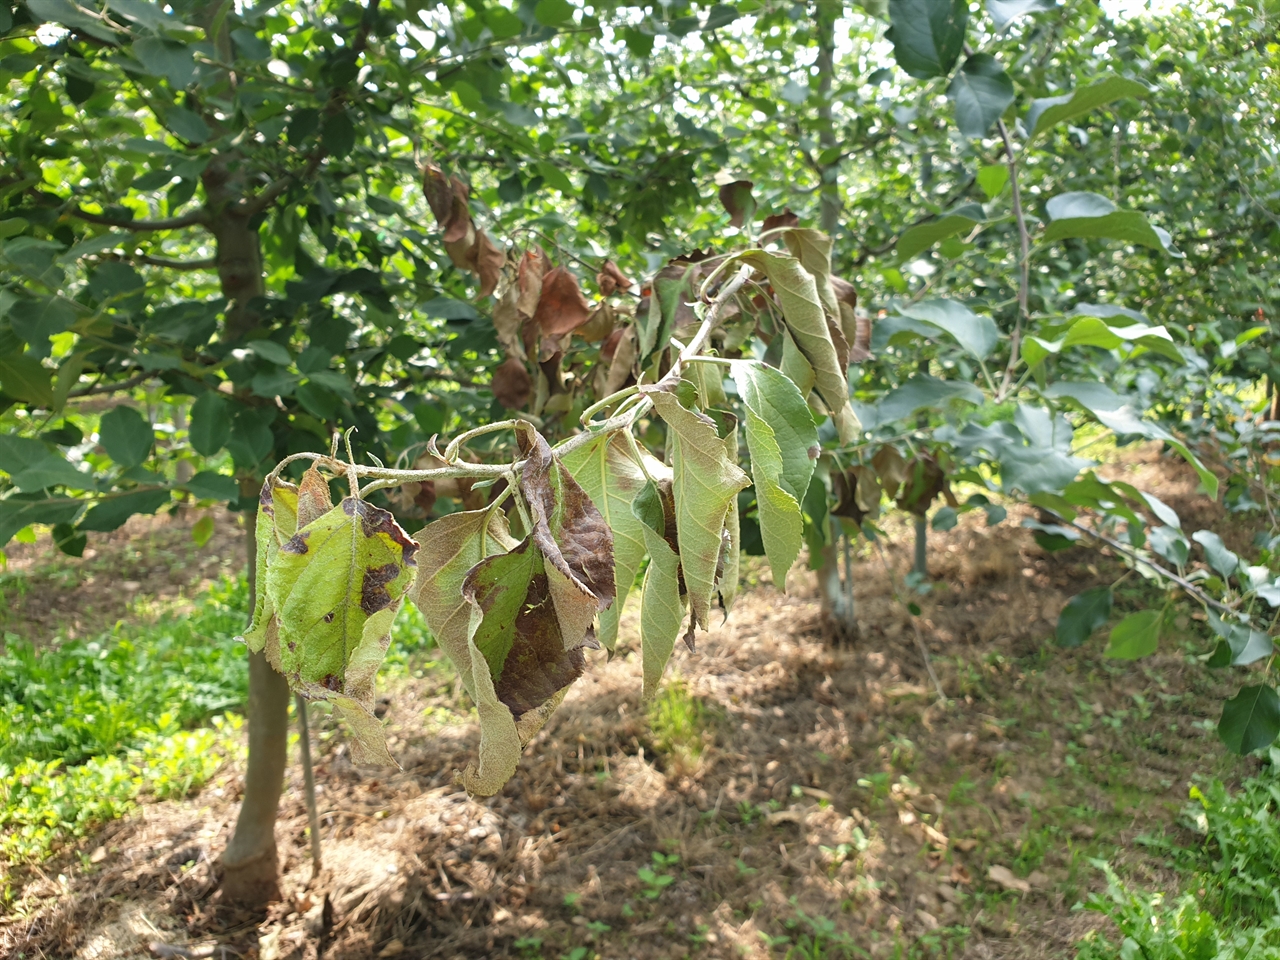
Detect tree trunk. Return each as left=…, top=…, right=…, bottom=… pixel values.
left=208, top=160, right=290, bottom=906
left=220, top=479, right=291, bottom=905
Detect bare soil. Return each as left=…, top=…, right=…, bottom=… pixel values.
left=1, top=442, right=1265, bottom=960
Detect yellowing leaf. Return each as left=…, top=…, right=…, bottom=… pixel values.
left=241, top=476, right=298, bottom=655
left=648, top=386, right=750, bottom=630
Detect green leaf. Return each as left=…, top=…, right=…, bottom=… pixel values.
left=165, top=105, right=210, bottom=143
left=738, top=251, right=860, bottom=442
left=248, top=340, right=292, bottom=366
left=408, top=508, right=521, bottom=794
left=561, top=431, right=650, bottom=652
left=986, top=0, right=1056, bottom=30
left=1192, top=530, right=1241, bottom=581
left=185, top=470, right=237, bottom=501
left=743, top=410, right=804, bottom=590
left=1027, top=75, right=1148, bottom=140
left=535, top=160, right=574, bottom=194
left=632, top=480, right=686, bottom=699
left=132, top=37, right=195, bottom=88
left=730, top=360, right=819, bottom=504
left=649, top=387, right=751, bottom=630
left=98, top=405, right=154, bottom=468
left=896, top=203, right=985, bottom=260
left=1044, top=191, right=1182, bottom=256
left=1056, top=586, right=1112, bottom=648
left=853, top=374, right=983, bottom=432
left=896, top=300, right=999, bottom=360
left=1105, top=609, right=1161, bottom=660
left=189, top=391, right=231, bottom=456
left=534, top=0, right=574, bottom=24
left=0, top=354, right=54, bottom=406
left=26, top=0, right=120, bottom=43
left=947, top=54, right=1014, bottom=139
left=886, top=0, right=968, bottom=79
left=9, top=453, right=89, bottom=492
left=79, top=488, right=171, bottom=532
left=191, top=514, right=214, bottom=547
left=977, top=164, right=1009, bottom=199
left=1219, top=685, right=1280, bottom=755
left=321, top=112, right=355, bottom=159
left=0, top=496, right=82, bottom=546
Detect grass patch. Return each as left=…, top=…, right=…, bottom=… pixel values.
left=647, top=680, right=714, bottom=777
left=1076, top=764, right=1280, bottom=960
left=0, top=576, right=251, bottom=866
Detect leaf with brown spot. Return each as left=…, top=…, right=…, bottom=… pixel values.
left=491, top=356, right=533, bottom=410
left=763, top=209, right=800, bottom=232
left=895, top=455, right=951, bottom=517
left=516, top=422, right=615, bottom=650
left=718, top=179, right=756, bottom=228
left=596, top=260, right=634, bottom=296
left=577, top=302, right=615, bottom=343
left=533, top=266, right=592, bottom=336
left=832, top=466, right=882, bottom=526
left=475, top=230, right=505, bottom=299
left=872, top=445, right=908, bottom=499
left=241, top=476, right=298, bottom=655
left=266, top=498, right=418, bottom=764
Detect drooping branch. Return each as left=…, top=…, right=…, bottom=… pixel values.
left=69, top=206, right=210, bottom=231
left=134, top=254, right=218, bottom=270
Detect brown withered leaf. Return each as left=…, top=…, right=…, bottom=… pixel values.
left=442, top=176, right=472, bottom=244
left=596, top=260, right=634, bottom=296
left=422, top=163, right=453, bottom=225
left=832, top=276, right=870, bottom=361
left=762, top=209, right=800, bottom=233
left=534, top=266, right=592, bottom=336
left=718, top=179, right=755, bottom=228
left=296, top=465, right=333, bottom=528
left=577, top=302, right=615, bottom=343
left=832, top=466, right=882, bottom=527
left=602, top=325, right=637, bottom=396
left=492, top=272, right=526, bottom=360
left=492, top=356, right=533, bottom=410
left=852, top=311, right=874, bottom=363
left=516, top=422, right=615, bottom=650
left=872, top=444, right=909, bottom=500
left=475, top=230, right=505, bottom=299
left=517, top=246, right=549, bottom=320
left=601, top=325, right=625, bottom=364
left=896, top=454, right=953, bottom=517
left=444, top=219, right=478, bottom=272
left=827, top=316, right=851, bottom=372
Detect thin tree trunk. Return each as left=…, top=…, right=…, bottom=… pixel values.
left=220, top=479, right=290, bottom=905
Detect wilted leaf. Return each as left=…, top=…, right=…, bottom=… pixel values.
left=602, top=325, right=638, bottom=396
left=475, top=230, right=505, bottom=299
left=718, top=179, right=755, bottom=228
left=596, top=260, right=634, bottom=296
left=633, top=480, right=686, bottom=698
left=638, top=263, right=697, bottom=360
left=516, top=422, right=615, bottom=650
left=720, top=417, right=743, bottom=614
left=763, top=209, right=800, bottom=233
left=492, top=356, right=533, bottom=410
left=242, top=476, right=299, bottom=655
left=872, top=445, right=909, bottom=499
left=517, top=247, right=549, bottom=321
left=408, top=509, right=522, bottom=793
left=832, top=466, right=882, bottom=527
left=649, top=386, right=750, bottom=630
left=534, top=266, right=592, bottom=336
left=739, top=251, right=860, bottom=443
left=577, top=302, right=615, bottom=343
left=896, top=455, right=952, bottom=516
left=492, top=272, right=526, bottom=360
left=296, top=464, right=332, bottom=528
left=442, top=176, right=472, bottom=244
left=422, top=162, right=453, bottom=224
left=561, top=431, right=650, bottom=651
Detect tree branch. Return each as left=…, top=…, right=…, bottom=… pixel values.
left=68, top=372, right=153, bottom=398
left=70, top=206, right=209, bottom=231
left=996, top=116, right=1030, bottom=400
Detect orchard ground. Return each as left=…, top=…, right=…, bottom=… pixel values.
left=0, top=440, right=1260, bottom=960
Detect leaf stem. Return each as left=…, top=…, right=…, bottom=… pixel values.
left=443, top=419, right=521, bottom=462
left=995, top=116, right=1031, bottom=401
left=580, top=385, right=639, bottom=426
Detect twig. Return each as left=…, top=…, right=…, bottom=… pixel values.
left=1046, top=511, right=1238, bottom=617
left=996, top=115, right=1030, bottom=399
left=296, top=694, right=323, bottom=881
left=68, top=371, right=153, bottom=398
left=69, top=206, right=209, bottom=231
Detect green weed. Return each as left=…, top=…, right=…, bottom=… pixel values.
left=648, top=681, right=712, bottom=776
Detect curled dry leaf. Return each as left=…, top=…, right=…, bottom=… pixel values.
left=517, top=247, right=549, bottom=321
left=602, top=326, right=637, bottom=396
left=492, top=271, right=526, bottom=360
left=987, top=865, right=1031, bottom=894
left=762, top=209, right=800, bottom=233
left=421, top=162, right=453, bottom=225
left=475, top=230, right=505, bottom=299
left=872, top=444, right=909, bottom=500
left=443, top=218, right=477, bottom=272
left=577, top=302, right=615, bottom=343
left=491, top=356, right=533, bottom=410
left=296, top=465, right=333, bottom=528
left=596, top=259, right=634, bottom=296
left=832, top=465, right=882, bottom=527
left=441, top=176, right=472, bottom=244
left=895, top=454, right=957, bottom=516
left=718, top=179, right=755, bottom=228
left=533, top=266, right=592, bottom=336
